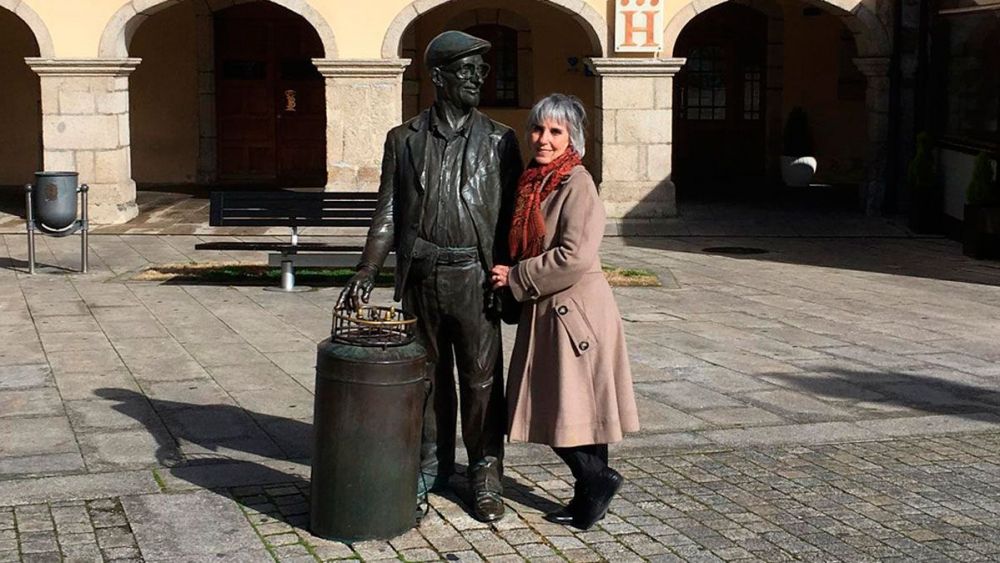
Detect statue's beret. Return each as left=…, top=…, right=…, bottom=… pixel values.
left=424, top=30, right=491, bottom=69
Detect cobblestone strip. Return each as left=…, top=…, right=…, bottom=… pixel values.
left=224, top=432, right=1000, bottom=562
left=5, top=432, right=1000, bottom=562
left=1, top=499, right=142, bottom=563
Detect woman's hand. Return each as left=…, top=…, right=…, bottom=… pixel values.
left=490, top=265, right=511, bottom=289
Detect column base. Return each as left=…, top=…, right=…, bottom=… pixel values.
left=85, top=179, right=139, bottom=225
left=599, top=180, right=678, bottom=219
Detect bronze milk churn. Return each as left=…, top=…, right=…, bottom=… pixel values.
left=310, top=305, right=425, bottom=541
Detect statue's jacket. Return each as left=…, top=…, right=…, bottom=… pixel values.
left=360, top=108, right=522, bottom=302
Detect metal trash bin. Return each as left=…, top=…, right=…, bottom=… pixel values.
left=25, top=171, right=89, bottom=273
left=310, top=305, right=426, bottom=541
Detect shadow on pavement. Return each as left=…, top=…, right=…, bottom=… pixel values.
left=93, top=388, right=561, bottom=528
left=765, top=368, right=1000, bottom=419
left=622, top=235, right=1000, bottom=287
left=0, top=256, right=76, bottom=273
left=618, top=181, right=1000, bottom=287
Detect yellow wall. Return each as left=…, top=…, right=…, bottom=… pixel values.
left=0, top=10, right=41, bottom=186
left=128, top=1, right=199, bottom=185
left=409, top=0, right=601, bottom=167
left=20, top=0, right=609, bottom=57
left=781, top=7, right=867, bottom=183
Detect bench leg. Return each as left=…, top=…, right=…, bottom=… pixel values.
left=264, top=258, right=312, bottom=293
left=280, top=259, right=295, bottom=291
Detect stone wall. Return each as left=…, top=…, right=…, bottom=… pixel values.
left=591, top=58, right=684, bottom=220
left=27, top=59, right=140, bottom=225
left=314, top=59, right=408, bottom=192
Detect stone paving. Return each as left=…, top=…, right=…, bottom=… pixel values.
left=1, top=212, right=1000, bottom=561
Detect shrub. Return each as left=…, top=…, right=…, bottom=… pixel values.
left=966, top=151, right=999, bottom=206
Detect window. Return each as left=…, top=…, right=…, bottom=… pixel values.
left=682, top=47, right=726, bottom=120
left=742, top=65, right=762, bottom=120
left=467, top=24, right=518, bottom=107
left=934, top=9, right=1000, bottom=149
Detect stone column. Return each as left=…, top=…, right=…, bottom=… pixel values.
left=589, top=58, right=685, bottom=226
left=26, top=58, right=141, bottom=225
left=854, top=57, right=891, bottom=216
left=313, top=59, right=410, bottom=192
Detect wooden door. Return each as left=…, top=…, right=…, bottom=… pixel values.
left=215, top=2, right=326, bottom=186
left=673, top=3, right=768, bottom=196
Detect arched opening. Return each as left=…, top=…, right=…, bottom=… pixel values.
left=394, top=1, right=602, bottom=168
left=0, top=8, right=42, bottom=205
left=128, top=0, right=327, bottom=190
left=672, top=0, right=870, bottom=206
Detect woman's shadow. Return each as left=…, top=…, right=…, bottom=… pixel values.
left=94, top=387, right=561, bottom=529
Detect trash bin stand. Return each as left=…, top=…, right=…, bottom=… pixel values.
left=24, top=183, right=89, bottom=274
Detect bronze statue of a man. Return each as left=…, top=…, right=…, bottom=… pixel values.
left=338, top=30, right=522, bottom=522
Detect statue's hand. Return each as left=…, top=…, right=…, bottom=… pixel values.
left=336, top=265, right=377, bottom=311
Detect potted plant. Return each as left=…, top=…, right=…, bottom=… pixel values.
left=907, top=132, right=941, bottom=233
left=780, top=106, right=817, bottom=187
left=963, top=151, right=1000, bottom=259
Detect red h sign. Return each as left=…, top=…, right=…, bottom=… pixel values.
left=616, top=0, right=665, bottom=53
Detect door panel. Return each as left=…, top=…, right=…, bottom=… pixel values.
left=215, top=2, right=325, bottom=186
left=674, top=3, right=768, bottom=196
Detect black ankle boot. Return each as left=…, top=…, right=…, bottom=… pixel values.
left=544, top=481, right=584, bottom=524
left=573, top=467, right=623, bottom=530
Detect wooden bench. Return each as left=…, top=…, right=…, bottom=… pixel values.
left=194, top=190, right=389, bottom=291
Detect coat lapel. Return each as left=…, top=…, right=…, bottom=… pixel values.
left=406, top=110, right=430, bottom=193
left=461, top=110, right=492, bottom=201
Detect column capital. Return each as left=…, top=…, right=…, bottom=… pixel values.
left=313, top=58, right=411, bottom=79
left=587, top=58, right=686, bottom=77
left=25, top=58, right=141, bottom=77
left=852, top=57, right=891, bottom=78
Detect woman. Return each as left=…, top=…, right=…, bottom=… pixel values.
left=490, top=94, right=639, bottom=530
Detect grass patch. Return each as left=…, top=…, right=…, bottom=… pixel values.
left=133, top=262, right=659, bottom=287
left=132, top=262, right=393, bottom=286
left=602, top=265, right=661, bottom=287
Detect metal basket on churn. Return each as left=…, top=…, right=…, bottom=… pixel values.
left=331, top=305, right=416, bottom=348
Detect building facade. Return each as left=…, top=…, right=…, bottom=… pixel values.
left=0, top=0, right=901, bottom=226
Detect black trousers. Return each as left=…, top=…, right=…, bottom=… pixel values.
left=403, top=252, right=505, bottom=485
left=552, top=444, right=609, bottom=484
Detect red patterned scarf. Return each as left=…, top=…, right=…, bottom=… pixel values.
left=509, top=146, right=582, bottom=261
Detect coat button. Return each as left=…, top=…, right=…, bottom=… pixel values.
left=557, top=305, right=568, bottom=315
left=579, top=341, right=589, bottom=351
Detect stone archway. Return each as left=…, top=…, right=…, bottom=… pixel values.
left=0, top=0, right=54, bottom=57
left=125, top=1, right=330, bottom=187
left=0, top=1, right=48, bottom=188
left=98, top=0, right=337, bottom=58
left=664, top=0, right=893, bottom=214
left=664, top=0, right=889, bottom=58
left=381, top=0, right=608, bottom=59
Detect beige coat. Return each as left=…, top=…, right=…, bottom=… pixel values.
left=506, top=165, right=640, bottom=447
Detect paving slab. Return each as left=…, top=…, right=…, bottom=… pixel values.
left=121, top=491, right=271, bottom=562
left=0, top=471, right=158, bottom=505
left=0, top=417, right=77, bottom=458
left=0, top=388, right=64, bottom=418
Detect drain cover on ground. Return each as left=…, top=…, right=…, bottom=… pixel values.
left=702, top=246, right=770, bottom=255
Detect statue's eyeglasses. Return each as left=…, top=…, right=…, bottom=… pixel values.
left=441, top=63, right=491, bottom=81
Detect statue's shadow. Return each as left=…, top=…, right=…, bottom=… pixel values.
left=94, top=387, right=561, bottom=532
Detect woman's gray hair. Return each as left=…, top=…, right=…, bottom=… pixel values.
left=526, top=94, right=587, bottom=158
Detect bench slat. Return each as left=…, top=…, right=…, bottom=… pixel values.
left=213, top=219, right=373, bottom=227
left=195, top=241, right=364, bottom=252
left=208, top=190, right=379, bottom=228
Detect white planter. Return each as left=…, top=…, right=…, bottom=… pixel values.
left=780, top=155, right=817, bottom=187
